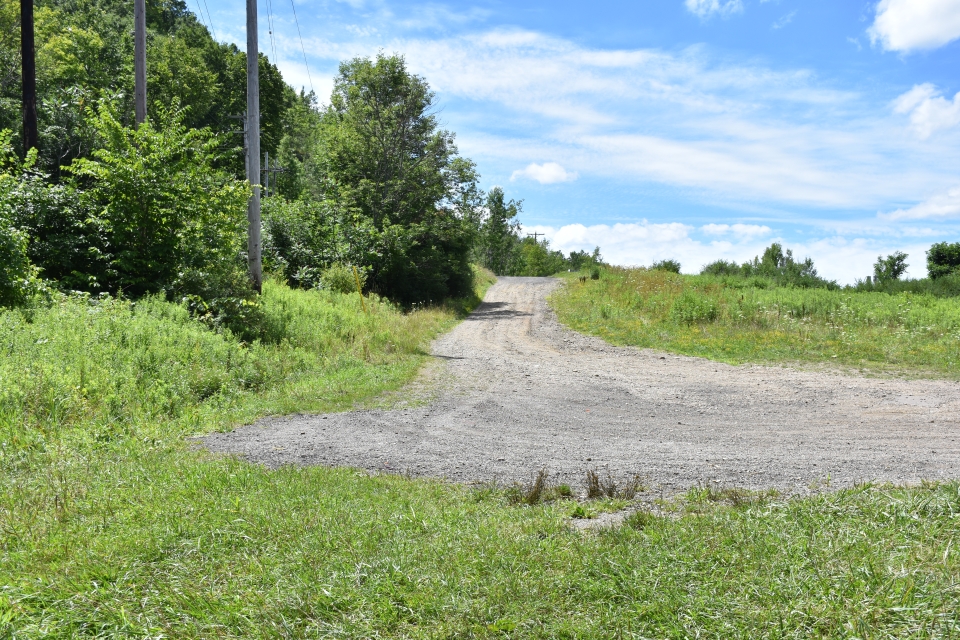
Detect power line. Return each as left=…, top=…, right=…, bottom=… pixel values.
left=288, top=0, right=314, bottom=94
left=189, top=0, right=212, bottom=37
left=199, top=0, right=218, bottom=41
left=265, top=0, right=278, bottom=63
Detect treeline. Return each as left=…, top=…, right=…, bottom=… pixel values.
left=0, top=0, right=598, bottom=332
left=643, top=241, right=960, bottom=295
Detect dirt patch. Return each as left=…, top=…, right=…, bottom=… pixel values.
left=202, top=277, right=960, bottom=496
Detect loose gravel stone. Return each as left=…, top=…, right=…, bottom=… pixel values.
left=202, top=277, right=960, bottom=496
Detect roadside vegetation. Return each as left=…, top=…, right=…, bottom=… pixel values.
left=553, top=243, right=960, bottom=377
left=4, top=0, right=960, bottom=634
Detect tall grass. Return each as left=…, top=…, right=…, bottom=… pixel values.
left=552, top=267, right=960, bottom=376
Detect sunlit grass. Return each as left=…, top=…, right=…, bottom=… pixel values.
left=551, top=266, right=960, bottom=377
left=3, top=266, right=960, bottom=636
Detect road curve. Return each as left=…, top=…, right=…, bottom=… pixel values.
left=203, top=277, right=960, bottom=494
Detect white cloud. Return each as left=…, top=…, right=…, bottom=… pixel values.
left=237, top=24, right=960, bottom=216
left=869, top=0, right=960, bottom=52
left=685, top=0, right=744, bottom=19
left=892, top=84, right=960, bottom=139
left=879, top=187, right=960, bottom=220
left=510, top=162, right=578, bottom=184
left=526, top=222, right=934, bottom=283
left=701, top=223, right=772, bottom=237
left=772, top=11, right=797, bottom=30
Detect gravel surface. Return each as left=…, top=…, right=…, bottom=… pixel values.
left=202, top=277, right=960, bottom=495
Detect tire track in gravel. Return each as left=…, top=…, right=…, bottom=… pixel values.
left=202, top=277, right=960, bottom=495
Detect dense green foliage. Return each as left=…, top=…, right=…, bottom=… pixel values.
left=874, top=251, right=909, bottom=283
left=4, top=0, right=543, bottom=310
left=651, top=258, right=681, bottom=273
left=928, top=241, right=960, bottom=280
left=552, top=266, right=960, bottom=376
left=701, top=242, right=836, bottom=289
left=0, top=0, right=292, bottom=177
left=0, top=135, right=41, bottom=305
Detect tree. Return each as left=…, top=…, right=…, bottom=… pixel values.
left=66, top=105, right=249, bottom=297
left=478, top=187, right=522, bottom=275
left=927, top=242, right=960, bottom=279
left=314, top=54, right=479, bottom=304
left=873, top=252, right=908, bottom=283
left=651, top=259, right=681, bottom=273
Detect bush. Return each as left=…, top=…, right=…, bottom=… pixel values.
left=701, top=260, right=741, bottom=276
left=0, top=135, right=43, bottom=306
left=590, top=267, right=601, bottom=280
left=262, top=197, right=338, bottom=289
left=0, top=206, right=38, bottom=307
left=652, top=259, right=681, bottom=273
left=321, top=263, right=365, bottom=294
left=927, top=242, right=960, bottom=280
left=66, top=105, right=250, bottom=298
left=670, top=290, right=719, bottom=323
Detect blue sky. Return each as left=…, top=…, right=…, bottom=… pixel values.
left=199, top=0, right=960, bottom=282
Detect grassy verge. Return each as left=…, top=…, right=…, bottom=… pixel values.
left=551, top=266, right=960, bottom=377
left=4, top=267, right=960, bottom=636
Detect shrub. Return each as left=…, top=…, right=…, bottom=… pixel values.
left=701, top=260, right=741, bottom=276
left=66, top=105, right=250, bottom=298
left=262, top=197, right=338, bottom=289
left=927, top=242, right=960, bottom=280
left=0, top=135, right=43, bottom=306
left=652, top=259, right=681, bottom=273
left=590, top=267, right=601, bottom=280
left=0, top=206, right=38, bottom=307
left=321, top=263, right=365, bottom=294
left=670, top=290, right=719, bottom=323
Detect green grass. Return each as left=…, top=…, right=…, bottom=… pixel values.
left=4, top=268, right=960, bottom=637
left=551, top=266, right=960, bottom=377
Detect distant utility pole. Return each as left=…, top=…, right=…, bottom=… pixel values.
left=246, top=0, right=262, bottom=293
left=527, top=232, right=545, bottom=242
left=261, top=151, right=287, bottom=198
left=20, top=0, right=37, bottom=152
left=134, top=0, right=146, bottom=126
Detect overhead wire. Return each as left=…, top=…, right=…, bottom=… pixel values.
left=189, top=0, right=212, bottom=37
left=265, top=0, right=278, bottom=63
left=288, top=0, right=315, bottom=94
left=199, top=0, right=218, bottom=41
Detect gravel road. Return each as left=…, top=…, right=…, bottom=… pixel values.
left=203, top=277, right=960, bottom=495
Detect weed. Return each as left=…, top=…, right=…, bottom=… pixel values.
left=686, top=482, right=780, bottom=510
left=506, top=470, right=575, bottom=505
left=585, top=469, right=645, bottom=500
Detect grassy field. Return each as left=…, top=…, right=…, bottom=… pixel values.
left=551, top=266, right=960, bottom=377
left=3, top=270, right=960, bottom=637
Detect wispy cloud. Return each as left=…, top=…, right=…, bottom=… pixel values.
left=510, top=162, right=578, bottom=184
left=879, top=186, right=960, bottom=220
left=701, top=223, right=772, bottom=237
left=868, top=0, right=960, bottom=52
left=684, top=0, right=744, bottom=20
left=227, top=14, right=960, bottom=239
left=772, top=10, right=797, bottom=30
left=893, top=84, right=960, bottom=139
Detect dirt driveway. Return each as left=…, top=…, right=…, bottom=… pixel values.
left=203, top=277, right=960, bottom=494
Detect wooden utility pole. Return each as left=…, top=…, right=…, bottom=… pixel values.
left=20, top=0, right=38, bottom=152
left=134, top=0, right=146, bottom=126
left=246, top=0, right=262, bottom=293
left=527, top=232, right=545, bottom=242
